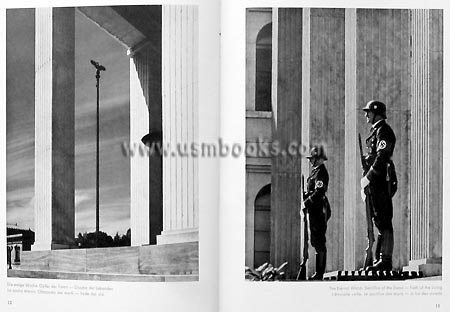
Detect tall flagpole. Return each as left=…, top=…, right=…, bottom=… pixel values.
left=90, top=60, right=106, bottom=246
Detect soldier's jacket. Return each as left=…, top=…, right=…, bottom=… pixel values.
left=365, top=119, right=397, bottom=194
left=304, top=163, right=330, bottom=220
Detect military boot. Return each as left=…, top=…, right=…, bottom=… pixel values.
left=309, top=251, right=326, bottom=280
left=367, top=230, right=393, bottom=272
left=374, top=233, right=383, bottom=263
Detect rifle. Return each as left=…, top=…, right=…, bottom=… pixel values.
left=297, top=174, right=309, bottom=280
left=358, top=133, right=375, bottom=269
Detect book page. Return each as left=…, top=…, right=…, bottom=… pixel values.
left=220, top=0, right=449, bottom=311
left=1, top=0, right=220, bottom=311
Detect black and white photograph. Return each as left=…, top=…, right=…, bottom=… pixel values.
left=244, top=8, right=443, bottom=282
left=2, top=0, right=449, bottom=311
left=6, top=5, right=200, bottom=282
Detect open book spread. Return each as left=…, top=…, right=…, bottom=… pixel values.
left=2, top=0, right=449, bottom=311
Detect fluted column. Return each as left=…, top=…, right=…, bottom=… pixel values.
left=427, top=9, right=443, bottom=260
left=301, top=8, right=310, bottom=181
left=300, top=8, right=311, bottom=276
left=129, top=10, right=163, bottom=246
left=33, top=7, right=75, bottom=250
left=129, top=57, right=150, bottom=246
left=306, top=8, right=345, bottom=273
left=407, top=10, right=442, bottom=272
left=158, top=5, right=198, bottom=244
left=270, top=8, right=303, bottom=279
left=343, top=9, right=411, bottom=270
left=343, top=8, right=358, bottom=270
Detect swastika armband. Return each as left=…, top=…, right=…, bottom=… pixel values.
left=377, top=140, right=387, bottom=152
left=315, top=180, right=324, bottom=189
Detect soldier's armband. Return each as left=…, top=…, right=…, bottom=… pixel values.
left=315, top=180, right=324, bottom=189
left=376, top=139, right=393, bottom=153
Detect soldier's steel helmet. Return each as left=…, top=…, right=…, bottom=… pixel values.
left=362, top=100, right=387, bottom=118
left=306, top=145, right=328, bottom=160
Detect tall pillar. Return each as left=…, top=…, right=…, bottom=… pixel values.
left=427, top=10, right=443, bottom=260
left=33, top=7, right=75, bottom=250
left=158, top=5, right=198, bottom=244
left=343, top=9, right=411, bottom=270
left=128, top=9, right=163, bottom=247
left=305, top=8, right=345, bottom=273
left=343, top=8, right=358, bottom=270
left=129, top=57, right=150, bottom=246
left=300, top=7, right=311, bottom=276
left=405, top=9, right=442, bottom=275
left=270, top=8, right=302, bottom=279
left=271, top=9, right=278, bottom=127
left=129, top=6, right=163, bottom=245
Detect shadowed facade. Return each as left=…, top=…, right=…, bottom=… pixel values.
left=246, top=8, right=442, bottom=279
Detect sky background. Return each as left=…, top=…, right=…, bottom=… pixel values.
left=6, top=8, right=131, bottom=236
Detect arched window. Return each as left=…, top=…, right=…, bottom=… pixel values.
left=254, top=184, right=271, bottom=267
left=255, top=23, right=272, bottom=112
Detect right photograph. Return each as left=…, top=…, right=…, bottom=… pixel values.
left=244, top=8, right=443, bottom=281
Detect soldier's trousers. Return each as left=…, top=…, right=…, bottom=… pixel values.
left=309, top=209, right=327, bottom=253
left=371, top=188, right=394, bottom=258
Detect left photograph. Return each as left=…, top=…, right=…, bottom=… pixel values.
left=6, top=5, right=199, bottom=282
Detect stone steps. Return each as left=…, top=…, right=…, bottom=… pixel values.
left=403, top=258, right=442, bottom=277
left=7, top=269, right=198, bottom=282
left=323, top=270, right=424, bottom=281
left=17, top=242, right=198, bottom=276
left=13, top=242, right=198, bottom=282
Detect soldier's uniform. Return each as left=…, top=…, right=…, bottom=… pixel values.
left=304, top=163, right=330, bottom=252
left=304, top=146, right=331, bottom=280
left=363, top=101, right=397, bottom=271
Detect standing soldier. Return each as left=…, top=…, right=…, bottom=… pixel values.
left=303, top=145, right=331, bottom=280
left=361, top=100, right=397, bottom=271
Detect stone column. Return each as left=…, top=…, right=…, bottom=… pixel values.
left=129, top=7, right=163, bottom=245
left=300, top=8, right=311, bottom=276
left=300, top=8, right=310, bottom=180
left=271, top=9, right=278, bottom=126
left=158, top=5, right=198, bottom=244
left=343, top=8, right=358, bottom=270
left=343, top=9, right=411, bottom=270
left=129, top=57, right=150, bottom=246
left=270, top=8, right=302, bottom=279
left=128, top=8, right=163, bottom=246
left=404, top=9, right=442, bottom=276
left=33, top=7, right=75, bottom=250
left=305, top=8, right=345, bottom=274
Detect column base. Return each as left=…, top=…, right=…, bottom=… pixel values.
left=403, top=257, right=442, bottom=277
left=31, top=243, right=75, bottom=251
left=156, top=229, right=198, bottom=245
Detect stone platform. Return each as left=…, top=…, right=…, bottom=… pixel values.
left=403, top=258, right=442, bottom=277
left=323, top=270, right=424, bottom=281
left=7, top=269, right=198, bottom=282
left=9, top=242, right=198, bottom=281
